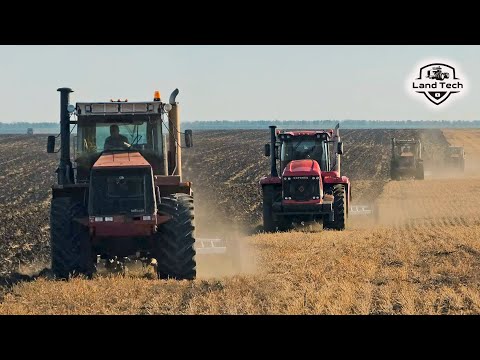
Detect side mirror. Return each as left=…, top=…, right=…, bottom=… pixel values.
left=184, top=129, right=193, bottom=148
left=264, top=143, right=270, bottom=157
left=337, top=141, right=344, bottom=155
left=47, top=135, right=56, bottom=153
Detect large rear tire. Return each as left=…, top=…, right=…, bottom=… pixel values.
left=155, top=193, right=196, bottom=280
left=262, top=186, right=277, bottom=232
left=415, top=162, right=424, bottom=180
left=278, top=216, right=295, bottom=231
left=323, top=184, right=347, bottom=231
left=50, top=197, right=94, bottom=279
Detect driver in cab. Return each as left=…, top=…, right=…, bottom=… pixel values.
left=104, top=125, right=131, bottom=150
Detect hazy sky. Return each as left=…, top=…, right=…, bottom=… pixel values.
left=0, top=45, right=478, bottom=122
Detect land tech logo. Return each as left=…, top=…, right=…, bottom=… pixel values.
left=411, top=62, right=465, bottom=106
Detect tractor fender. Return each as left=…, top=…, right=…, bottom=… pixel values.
left=51, top=184, right=88, bottom=203
left=323, top=176, right=351, bottom=204
left=259, top=176, right=282, bottom=186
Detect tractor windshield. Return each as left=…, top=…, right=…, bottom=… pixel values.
left=76, top=120, right=163, bottom=155
left=395, top=144, right=418, bottom=157
left=98, top=123, right=147, bottom=151
left=281, top=137, right=328, bottom=170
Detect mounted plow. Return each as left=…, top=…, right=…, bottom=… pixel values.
left=195, top=238, right=228, bottom=255
left=349, top=204, right=374, bottom=216
left=194, top=231, right=248, bottom=275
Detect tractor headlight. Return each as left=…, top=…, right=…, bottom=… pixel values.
left=163, top=103, right=173, bottom=112
left=142, top=215, right=152, bottom=221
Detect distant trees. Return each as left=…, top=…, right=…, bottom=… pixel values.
left=1, top=119, right=480, bottom=134
left=0, top=122, right=59, bottom=134
left=181, top=120, right=480, bottom=130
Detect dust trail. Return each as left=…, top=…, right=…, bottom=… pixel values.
left=373, top=176, right=480, bottom=229
left=193, top=187, right=258, bottom=278
left=442, top=129, right=480, bottom=178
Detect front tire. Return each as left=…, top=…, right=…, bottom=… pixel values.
left=390, top=162, right=399, bottom=180
left=155, top=193, right=196, bottom=280
left=262, top=186, right=277, bottom=232
left=50, top=197, right=94, bottom=279
left=323, top=184, right=347, bottom=230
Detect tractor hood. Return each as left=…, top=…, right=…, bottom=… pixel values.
left=89, top=152, right=155, bottom=217
left=93, top=151, right=151, bottom=169
left=283, top=159, right=321, bottom=177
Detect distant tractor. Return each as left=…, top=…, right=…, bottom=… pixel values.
left=426, top=66, right=449, bottom=81
left=445, top=146, right=465, bottom=172
left=260, top=124, right=351, bottom=232
left=27, top=128, right=33, bottom=135
left=390, top=138, right=424, bottom=180
left=46, top=87, right=224, bottom=280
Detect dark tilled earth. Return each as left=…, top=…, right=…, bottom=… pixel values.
left=0, top=129, right=450, bottom=287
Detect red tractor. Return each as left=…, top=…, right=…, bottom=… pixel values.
left=46, top=87, right=224, bottom=280
left=260, top=124, right=351, bottom=231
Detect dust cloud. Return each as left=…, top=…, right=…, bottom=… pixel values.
left=193, top=189, right=258, bottom=279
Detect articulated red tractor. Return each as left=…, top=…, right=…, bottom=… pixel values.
left=47, top=87, right=225, bottom=280
left=260, top=124, right=351, bottom=231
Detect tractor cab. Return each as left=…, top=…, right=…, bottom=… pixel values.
left=73, top=100, right=170, bottom=182
left=278, top=131, right=333, bottom=173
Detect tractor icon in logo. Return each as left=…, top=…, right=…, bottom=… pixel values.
left=425, top=66, right=450, bottom=81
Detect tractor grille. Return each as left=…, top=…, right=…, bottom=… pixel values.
left=283, top=176, right=320, bottom=201
left=399, top=156, right=414, bottom=167
left=89, top=167, right=154, bottom=216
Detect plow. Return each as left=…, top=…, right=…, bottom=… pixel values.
left=195, top=238, right=228, bottom=255
left=349, top=204, right=374, bottom=216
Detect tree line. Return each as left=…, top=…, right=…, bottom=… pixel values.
left=182, top=120, right=480, bottom=130
left=1, top=120, right=480, bottom=133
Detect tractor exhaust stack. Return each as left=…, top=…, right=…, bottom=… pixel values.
left=332, top=123, right=341, bottom=173
left=168, top=89, right=182, bottom=179
left=57, top=87, right=74, bottom=185
left=269, top=125, right=278, bottom=177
